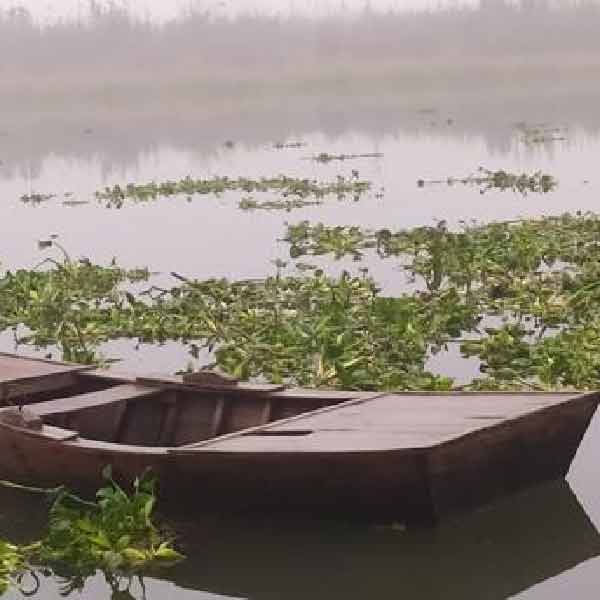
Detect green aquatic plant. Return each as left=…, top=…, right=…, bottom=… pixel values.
left=416, top=167, right=556, bottom=195
left=238, top=196, right=324, bottom=211
left=20, top=192, right=56, bottom=204
left=273, top=141, right=306, bottom=149
left=95, top=175, right=372, bottom=208
left=126, top=272, right=460, bottom=389
left=515, top=122, right=568, bottom=145
left=38, top=468, right=183, bottom=574
left=0, top=244, right=149, bottom=365
left=282, top=213, right=600, bottom=389
left=0, top=541, right=28, bottom=594
left=9, top=212, right=600, bottom=390
left=0, top=471, right=182, bottom=596
left=286, top=222, right=373, bottom=261
left=0, top=251, right=468, bottom=389
left=308, top=152, right=384, bottom=163
left=285, top=213, right=600, bottom=293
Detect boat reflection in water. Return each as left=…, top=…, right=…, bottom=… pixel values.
left=1, top=479, right=599, bottom=600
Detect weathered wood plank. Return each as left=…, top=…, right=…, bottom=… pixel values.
left=119, top=400, right=166, bottom=446
left=0, top=354, right=89, bottom=403
left=29, top=384, right=161, bottom=416
left=158, top=393, right=181, bottom=446
left=223, top=397, right=276, bottom=433
left=260, top=399, right=273, bottom=424
left=172, top=396, right=219, bottom=445
left=137, top=375, right=285, bottom=394
left=1, top=354, right=599, bottom=523
left=425, top=392, right=600, bottom=519
left=174, top=393, right=385, bottom=450
left=210, top=397, right=226, bottom=437
left=176, top=392, right=595, bottom=453
left=0, top=352, right=84, bottom=375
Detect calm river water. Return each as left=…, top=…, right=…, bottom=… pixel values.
left=1, top=87, right=600, bottom=598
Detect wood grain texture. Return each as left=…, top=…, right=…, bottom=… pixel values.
left=28, top=384, right=160, bottom=416
left=137, top=375, right=285, bottom=394
left=0, top=354, right=88, bottom=402
left=1, top=355, right=599, bottom=523
left=188, top=393, right=590, bottom=453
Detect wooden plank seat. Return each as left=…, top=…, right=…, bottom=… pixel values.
left=27, top=384, right=161, bottom=417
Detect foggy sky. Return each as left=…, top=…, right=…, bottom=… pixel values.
left=0, top=0, right=468, bottom=21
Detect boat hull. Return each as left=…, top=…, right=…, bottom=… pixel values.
left=0, top=389, right=597, bottom=523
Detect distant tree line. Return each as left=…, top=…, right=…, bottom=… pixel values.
left=1, top=0, right=600, bottom=80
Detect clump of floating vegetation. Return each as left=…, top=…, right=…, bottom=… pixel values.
left=0, top=469, right=183, bottom=594
left=10, top=212, right=600, bottom=390
left=0, top=248, right=468, bottom=390
left=0, top=248, right=150, bottom=364
left=95, top=175, right=371, bottom=208
left=283, top=213, right=600, bottom=389
left=20, top=193, right=56, bottom=204
left=515, top=122, right=568, bottom=145
left=417, top=167, right=556, bottom=195
left=133, top=271, right=471, bottom=390
left=38, top=468, right=183, bottom=573
left=238, top=196, right=324, bottom=211
left=0, top=540, right=28, bottom=594
left=273, top=141, right=306, bottom=149
left=308, top=152, right=384, bottom=163
left=62, top=199, right=90, bottom=207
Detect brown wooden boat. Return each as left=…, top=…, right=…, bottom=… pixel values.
left=0, top=352, right=598, bottom=523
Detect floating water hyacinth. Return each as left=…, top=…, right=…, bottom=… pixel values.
left=0, top=540, right=28, bottom=594
left=0, top=471, right=183, bottom=595
left=8, top=213, right=600, bottom=390
left=20, top=192, right=56, bottom=204
left=515, top=122, right=568, bottom=145
left=308, top=152, right=384, bottom=163
left=238, top=196, right=324, bottom=211
left=417, top=167, right=557, bottom=195
left=273, top=141, right=306, bottom=149
left=282, top=213, right=600, bottom=389
left=95, top=175, right=372, bottom=207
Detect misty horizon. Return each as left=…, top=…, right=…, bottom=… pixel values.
left=2, top=0, right=600, bottom=175
left=3, top=0, right=600, bottom=88
left=1, top=0, right=463, bottom=23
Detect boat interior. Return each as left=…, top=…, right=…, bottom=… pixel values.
left=1, top=368, right=355, bottom=447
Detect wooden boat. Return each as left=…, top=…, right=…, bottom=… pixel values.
left=0, top=352, right=598, bottom=523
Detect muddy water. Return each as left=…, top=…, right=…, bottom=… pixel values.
left=1, top=90, right=600, bottom=597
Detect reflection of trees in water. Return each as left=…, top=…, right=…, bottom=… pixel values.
left=1, top=87, right=600, bottom=179
left=2, top=0, right=600, bottom=177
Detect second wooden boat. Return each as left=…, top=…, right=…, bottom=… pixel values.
left=0, top=353, right=598, bottom=523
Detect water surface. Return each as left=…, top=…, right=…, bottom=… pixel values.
left=2, top=88, right=600, bottom=598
